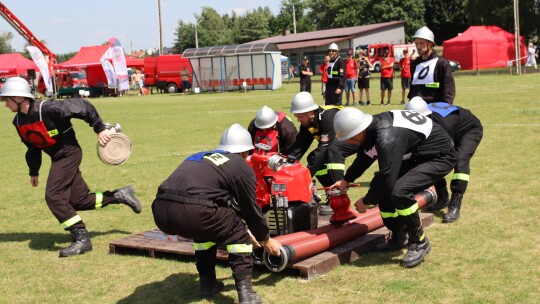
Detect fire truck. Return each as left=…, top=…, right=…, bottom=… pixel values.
left=367, top=43, right=416, bottom=72
left=0, top=2, right=56, bottom=90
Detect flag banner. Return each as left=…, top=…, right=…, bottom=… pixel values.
left=107, top=37, right=130, bottom=91
left=101, top=59, right=117, bottom=87
left=27, top=46, right=53, bottom=94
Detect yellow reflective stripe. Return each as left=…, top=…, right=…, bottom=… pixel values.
left=315, top=163, right=345, bottom=176
left=48, top=129, right=59, bottom=137
left=193, top=242, right=216, bottom=251
left=452, top=173, right=470, bottom=181
left=425, top=82, right=440, bottom=88
left=227, top=244, right=253, bottom=254
left=380, top=210, right=399, bottom=218
left=419, top=232, right=426, bottom=242
left=321, top=105, right=343, bottom=110
left=95, top=192, right=103, bottom=209
left=396, top=203, right=419, bottom=216
left=61, top=215, right=82, bottom=229
left=331, top=71, right=339, bottom=75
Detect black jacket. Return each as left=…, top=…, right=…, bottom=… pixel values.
left=408, top=50, right=455, bottom=104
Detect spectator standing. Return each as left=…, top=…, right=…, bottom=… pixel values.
left=344, top=49, right=359, bottom=106
left=357, top=50, right=372, bottom=106
left=131, top=69, right=145, bottom=95
left=319, top=55, right=330, bottom=103
left=299, top=56, right=313, bottom=92
left=408, top=26, right=455, bottom=104
left=526, top=42, right=538, bottom=69
left=289, top=64, right=295, bottom=80
left=325, top=43, right=345, bottom=106
left=399, top=49, right=412, bottom=105
left=380, top=49, right=394, bottom=105
left=180, top=66, right=191, bottom=94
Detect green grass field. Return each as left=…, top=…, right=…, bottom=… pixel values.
left=0, top=73, right=539, bottom=303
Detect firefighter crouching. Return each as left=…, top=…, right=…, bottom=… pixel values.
left=152, top=123, right=281, bottom=303
left=287, top=91, right=357, bottom=215
left=247, top=105, right=298, bottom=154
left=0, top=77, right=142, bottom=258
left=405, top=97, right=483, bottom=222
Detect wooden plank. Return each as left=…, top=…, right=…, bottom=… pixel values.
left=290, top=212, right=434, bottom=279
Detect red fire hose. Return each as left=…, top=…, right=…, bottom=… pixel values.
left=262, top=189, right=436, bottom=272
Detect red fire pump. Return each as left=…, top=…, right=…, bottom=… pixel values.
left=247, top=144, right=319, bottom=236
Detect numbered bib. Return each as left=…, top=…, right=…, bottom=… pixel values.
left=412, top=58, right=438, bottom=86
left=391, top=110, right=432, bottom=138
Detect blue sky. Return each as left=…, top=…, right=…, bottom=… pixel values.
left=0, top=0, right=282, bottom=54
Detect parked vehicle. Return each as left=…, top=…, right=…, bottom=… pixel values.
left=37, top=70, right=87, bottom=95
left=366, top=43, right=417, bottom=72
left=143, top=54, right=192, bottom=93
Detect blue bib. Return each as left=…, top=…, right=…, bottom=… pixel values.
left=428, top=102, right=459, bottom=117
left=186, top=150, right=228, bottom=162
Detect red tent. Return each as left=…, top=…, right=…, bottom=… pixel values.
left=0, top=53, right=38, bottom=77
left=125, top=56, right=144, bottom=69
left=57, top=45, right=111, bottom=87
left=443, top=26, right=527, bottom=70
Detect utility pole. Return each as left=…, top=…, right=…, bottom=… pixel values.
left=195, top=21, right=199, bottom=48
left=157, top=0, right=163, bottom=55
left=514, top=0, right=521, bottom=74
left=292, top=3, right=296, bottom=34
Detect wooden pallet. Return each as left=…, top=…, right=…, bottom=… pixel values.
left=109, top=213, right=433, bottom=279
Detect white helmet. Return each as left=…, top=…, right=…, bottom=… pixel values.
left=328, top=43, right=339, bottom=51
left=290, top=92, right=319, bottom=114
left=334, top=107, right=373, bottom=141
left=405, top=97, right=432, bottom=116
left=0, top=77, right=34, bottom=99
left=413, top=26, right=435, bottom=45
left=254, top=105, right=278, bottom=129
left=217, top=123, right=254, bottom=153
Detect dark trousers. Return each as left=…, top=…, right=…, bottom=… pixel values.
left=451, top=125, right=483, bottom=194
left=379, top=151, right=456, bottom=242
left=46, top=145, right=116, bottom=229
left=324, top=85, right=342, bottom=106
left=310, top=142, right=357, bottom=187
left=152, top=199, right=252, bottom=276
left=300, top=80, right=311, bottom=93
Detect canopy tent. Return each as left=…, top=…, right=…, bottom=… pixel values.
left=0, top=53, right=38, bottom=77
left=125, top=56, right=144, bottom=69
left=182, top=42, right=282, bottom=91
left=57, top=45, right=111, bottom=87
left=443, top=25, right=527, bottom=70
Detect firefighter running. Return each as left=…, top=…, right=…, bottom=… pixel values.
left=0, top=77, right=142, bottom=258
left=151, top=123, right=281, bottom=303
left=405, top=97, right=483, bottom=222
left=331, top=107, right=456, bottom=267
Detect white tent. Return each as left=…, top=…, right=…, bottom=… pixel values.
left=182, top=43, right=282, bottom=91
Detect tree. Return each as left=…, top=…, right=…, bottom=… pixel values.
left=424, top=1, right=469, bottom=44
left=236, top=8, right=273, bottom=44
left=173, top=20, right=197, bottom=53
left=464, top=0, right=540, bottom=41
left=0, top=31, right=15, bottom=54
left=196, top=7, right=233, bottom=47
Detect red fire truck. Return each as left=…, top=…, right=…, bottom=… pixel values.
left=367, top=43, right=416, bottom=72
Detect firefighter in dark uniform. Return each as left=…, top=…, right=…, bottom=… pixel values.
left=406, top=97, right=483, bottom=222
left=287, top=92, right=357, bottom=215
left=408, top=26, right=456, bottom=104
left=325, top=43, right=345, bottom=106
left=0, top=77, right=142, bottom=258
left=247, top=105, right=298, bottom=155
left=331, top=107, right=456, bottom=267
left=152, top=124, right=281, bottom=303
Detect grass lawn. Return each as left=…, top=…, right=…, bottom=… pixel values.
left=0, top=72, right=539, bottom=303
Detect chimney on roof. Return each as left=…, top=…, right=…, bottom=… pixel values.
left=282, top=29, right=291, bottom=36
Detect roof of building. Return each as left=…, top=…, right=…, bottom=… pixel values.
left=252, top=21, right=405, bottom=50
left=182, top=42, right=279, bottom=58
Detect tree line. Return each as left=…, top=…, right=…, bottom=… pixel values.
left=173, top=0, right=540, bottom=52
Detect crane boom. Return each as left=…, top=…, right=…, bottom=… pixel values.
left=0, top=2, right=56, bottom=72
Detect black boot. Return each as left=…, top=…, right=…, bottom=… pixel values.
left=59, top=228, right=93, bottom=257
left=427, top=181, right=449, bottom=211
left=197, top=274, right=224, bottom=299
left=113, top=186, right=142, bottom=213
left=401, top=237, right=431, bottom=268
left=443, top=193, right=463, bottom=223
left=376, top=228, right=409, bottom=251
left=235, top=275, right=262, bottom=304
